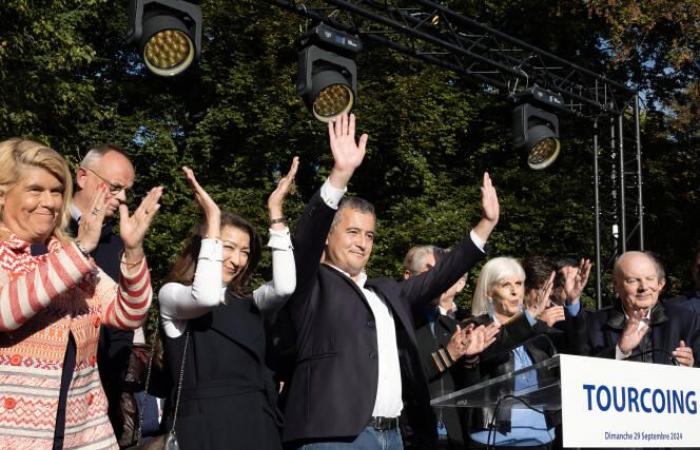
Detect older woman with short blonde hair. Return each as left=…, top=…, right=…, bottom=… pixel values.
left=0, top=138, right=161, bottom=449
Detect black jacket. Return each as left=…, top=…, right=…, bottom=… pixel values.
left=413, top=311, right=480, bottom=448
left=282, top=189, right=486, bottom=445
left=469, top=307, right=587, bottom=434
left=587, top=300, right=700, bottom=366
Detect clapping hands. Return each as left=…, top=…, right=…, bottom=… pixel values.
left=268, top=157, right=299, bottom=228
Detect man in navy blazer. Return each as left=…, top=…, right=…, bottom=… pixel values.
left=587, top=251, right=700, bottom=367
left=282, top=113, right=500, bottom=449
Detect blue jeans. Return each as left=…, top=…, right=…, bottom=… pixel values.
left=298, top=426, right=403, bottom=450
left=134, top=391, right=161, bottom=437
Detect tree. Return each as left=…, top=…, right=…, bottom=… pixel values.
left=1, top=0, right=697, bottom=308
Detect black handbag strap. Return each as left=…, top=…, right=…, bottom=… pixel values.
left=170, top=329, right=189, bottom=431
left=137, top=318, right=189, bottom=443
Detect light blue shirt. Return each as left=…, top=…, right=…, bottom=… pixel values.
left=471, top=302, right=580, bottom=446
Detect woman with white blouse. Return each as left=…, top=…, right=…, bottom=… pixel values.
left=158, top=159, right=298, bottom=450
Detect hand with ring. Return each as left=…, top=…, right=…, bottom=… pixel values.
left=76, top=184, right=110, bottom=253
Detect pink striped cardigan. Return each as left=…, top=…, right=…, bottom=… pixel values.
left=0, top=234, right=152, bottom=449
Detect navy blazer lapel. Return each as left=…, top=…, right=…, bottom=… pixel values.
left=322, top=264, right=373, bottom=311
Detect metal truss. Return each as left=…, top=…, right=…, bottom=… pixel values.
left=270, top=0, right=644, bottom=307
left=592, top=99, right=645, bottom=307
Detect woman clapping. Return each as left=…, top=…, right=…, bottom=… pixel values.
left=158, top=158, right=299, bottom=450
left=0, top=138, right=161, bottom=449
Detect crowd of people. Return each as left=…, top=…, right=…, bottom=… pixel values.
left=0, top=114, right=698, bottom=450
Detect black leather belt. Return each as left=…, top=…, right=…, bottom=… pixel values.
left=368, top=416, right=399, bottom=431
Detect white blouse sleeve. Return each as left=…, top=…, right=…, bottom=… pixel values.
left=159, top=238, right=224, bottom=338
left=254, top=227, right=296, bottom=314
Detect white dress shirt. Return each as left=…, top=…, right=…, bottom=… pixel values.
left=319, top=178, right=487, bottom=418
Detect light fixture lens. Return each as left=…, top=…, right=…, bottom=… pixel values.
left=313, top=83, right=354, bottom=122
left=143, top=29, right=194, bottom=76
left=527, top=137, right=561, bottom=170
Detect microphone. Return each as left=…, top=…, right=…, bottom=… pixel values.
left=622, top=348, right=680, bottom=366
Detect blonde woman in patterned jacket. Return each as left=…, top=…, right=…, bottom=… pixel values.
left=0, top=138, right=162, bottom=449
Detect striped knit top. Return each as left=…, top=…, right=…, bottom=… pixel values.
left=0, top=234, right=152, bottom=449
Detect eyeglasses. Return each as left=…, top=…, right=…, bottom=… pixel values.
left=83, top=167, right=130, bottom=196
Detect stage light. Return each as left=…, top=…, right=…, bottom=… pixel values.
left=127, top=0, right=202, bottom=77
left=513, top=103, right=561, bottom=170
left=297, top=24, right=362, bottom=122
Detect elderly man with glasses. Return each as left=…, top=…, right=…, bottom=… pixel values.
left=71, top=144, right=152, bottom=446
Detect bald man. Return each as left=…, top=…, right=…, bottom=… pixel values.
left=587, top=251, right=700, bottom=367
left=71, top=144, right=142, bottom=444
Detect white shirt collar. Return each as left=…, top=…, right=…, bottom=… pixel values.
left=324, top=263, right=368, bottom=288
left=438, top=303, right=457, bottom=316
left=70, top=203, right=82, bottom=221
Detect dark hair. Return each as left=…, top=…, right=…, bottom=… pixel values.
left=522, top=255, right=554, bottom=291
left=166, top=211, right=262, bottom=297
left=331, top=196, right=376, bottom=229
left=554, top=257, right=579, bottom=270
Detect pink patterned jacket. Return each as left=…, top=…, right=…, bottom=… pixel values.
left=0, top=234, right=152, bottom=449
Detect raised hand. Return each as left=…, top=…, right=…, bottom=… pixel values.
left=472, top=172, right=500, bottom=243
left=76, top=184, right=110, bottom=253
left=672, top=340, right=694, bottom=367
left=527, top=271, right=555, bottom=320
left=539, top=305, right=566, bottom=327
left=328, top=113, right=368, bottom=189
left=119, top=186, right=164, bottom=263
left=562, top=258, right=592, bottom=304
left=481, top=172, right=499, bottom=225
left=268, top=156, right=299, bottom=228
left=183, top=166, right=220, bottom=239
left=617, top=309, right=649, bottom=354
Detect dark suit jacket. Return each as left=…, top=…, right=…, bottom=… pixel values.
left=413, top=311, right=480, bottom=447
left=664, top=293, right=700, bottom=315
left=282, top=189, right=486, bottom=444
left=587, top=300, right=700, bottom=366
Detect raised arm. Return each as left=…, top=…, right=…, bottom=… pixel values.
left=255, top=157, right=299, bottom=313
left=159, top=167, right=225, bottom=337
left=399, top=172, right=499, bottom=305
left=0, top=241, right=95, bottom=331
left=292, top=113, right=368, bottom=296
left=472, top=172, right=499, bottom=243
left=100, top=185, right=163, bottom=329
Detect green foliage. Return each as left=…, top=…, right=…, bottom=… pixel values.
left=1, top=0, right=698, bottom=311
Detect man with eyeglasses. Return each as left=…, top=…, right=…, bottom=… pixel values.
left=71, top=144, right=152, bottom=447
